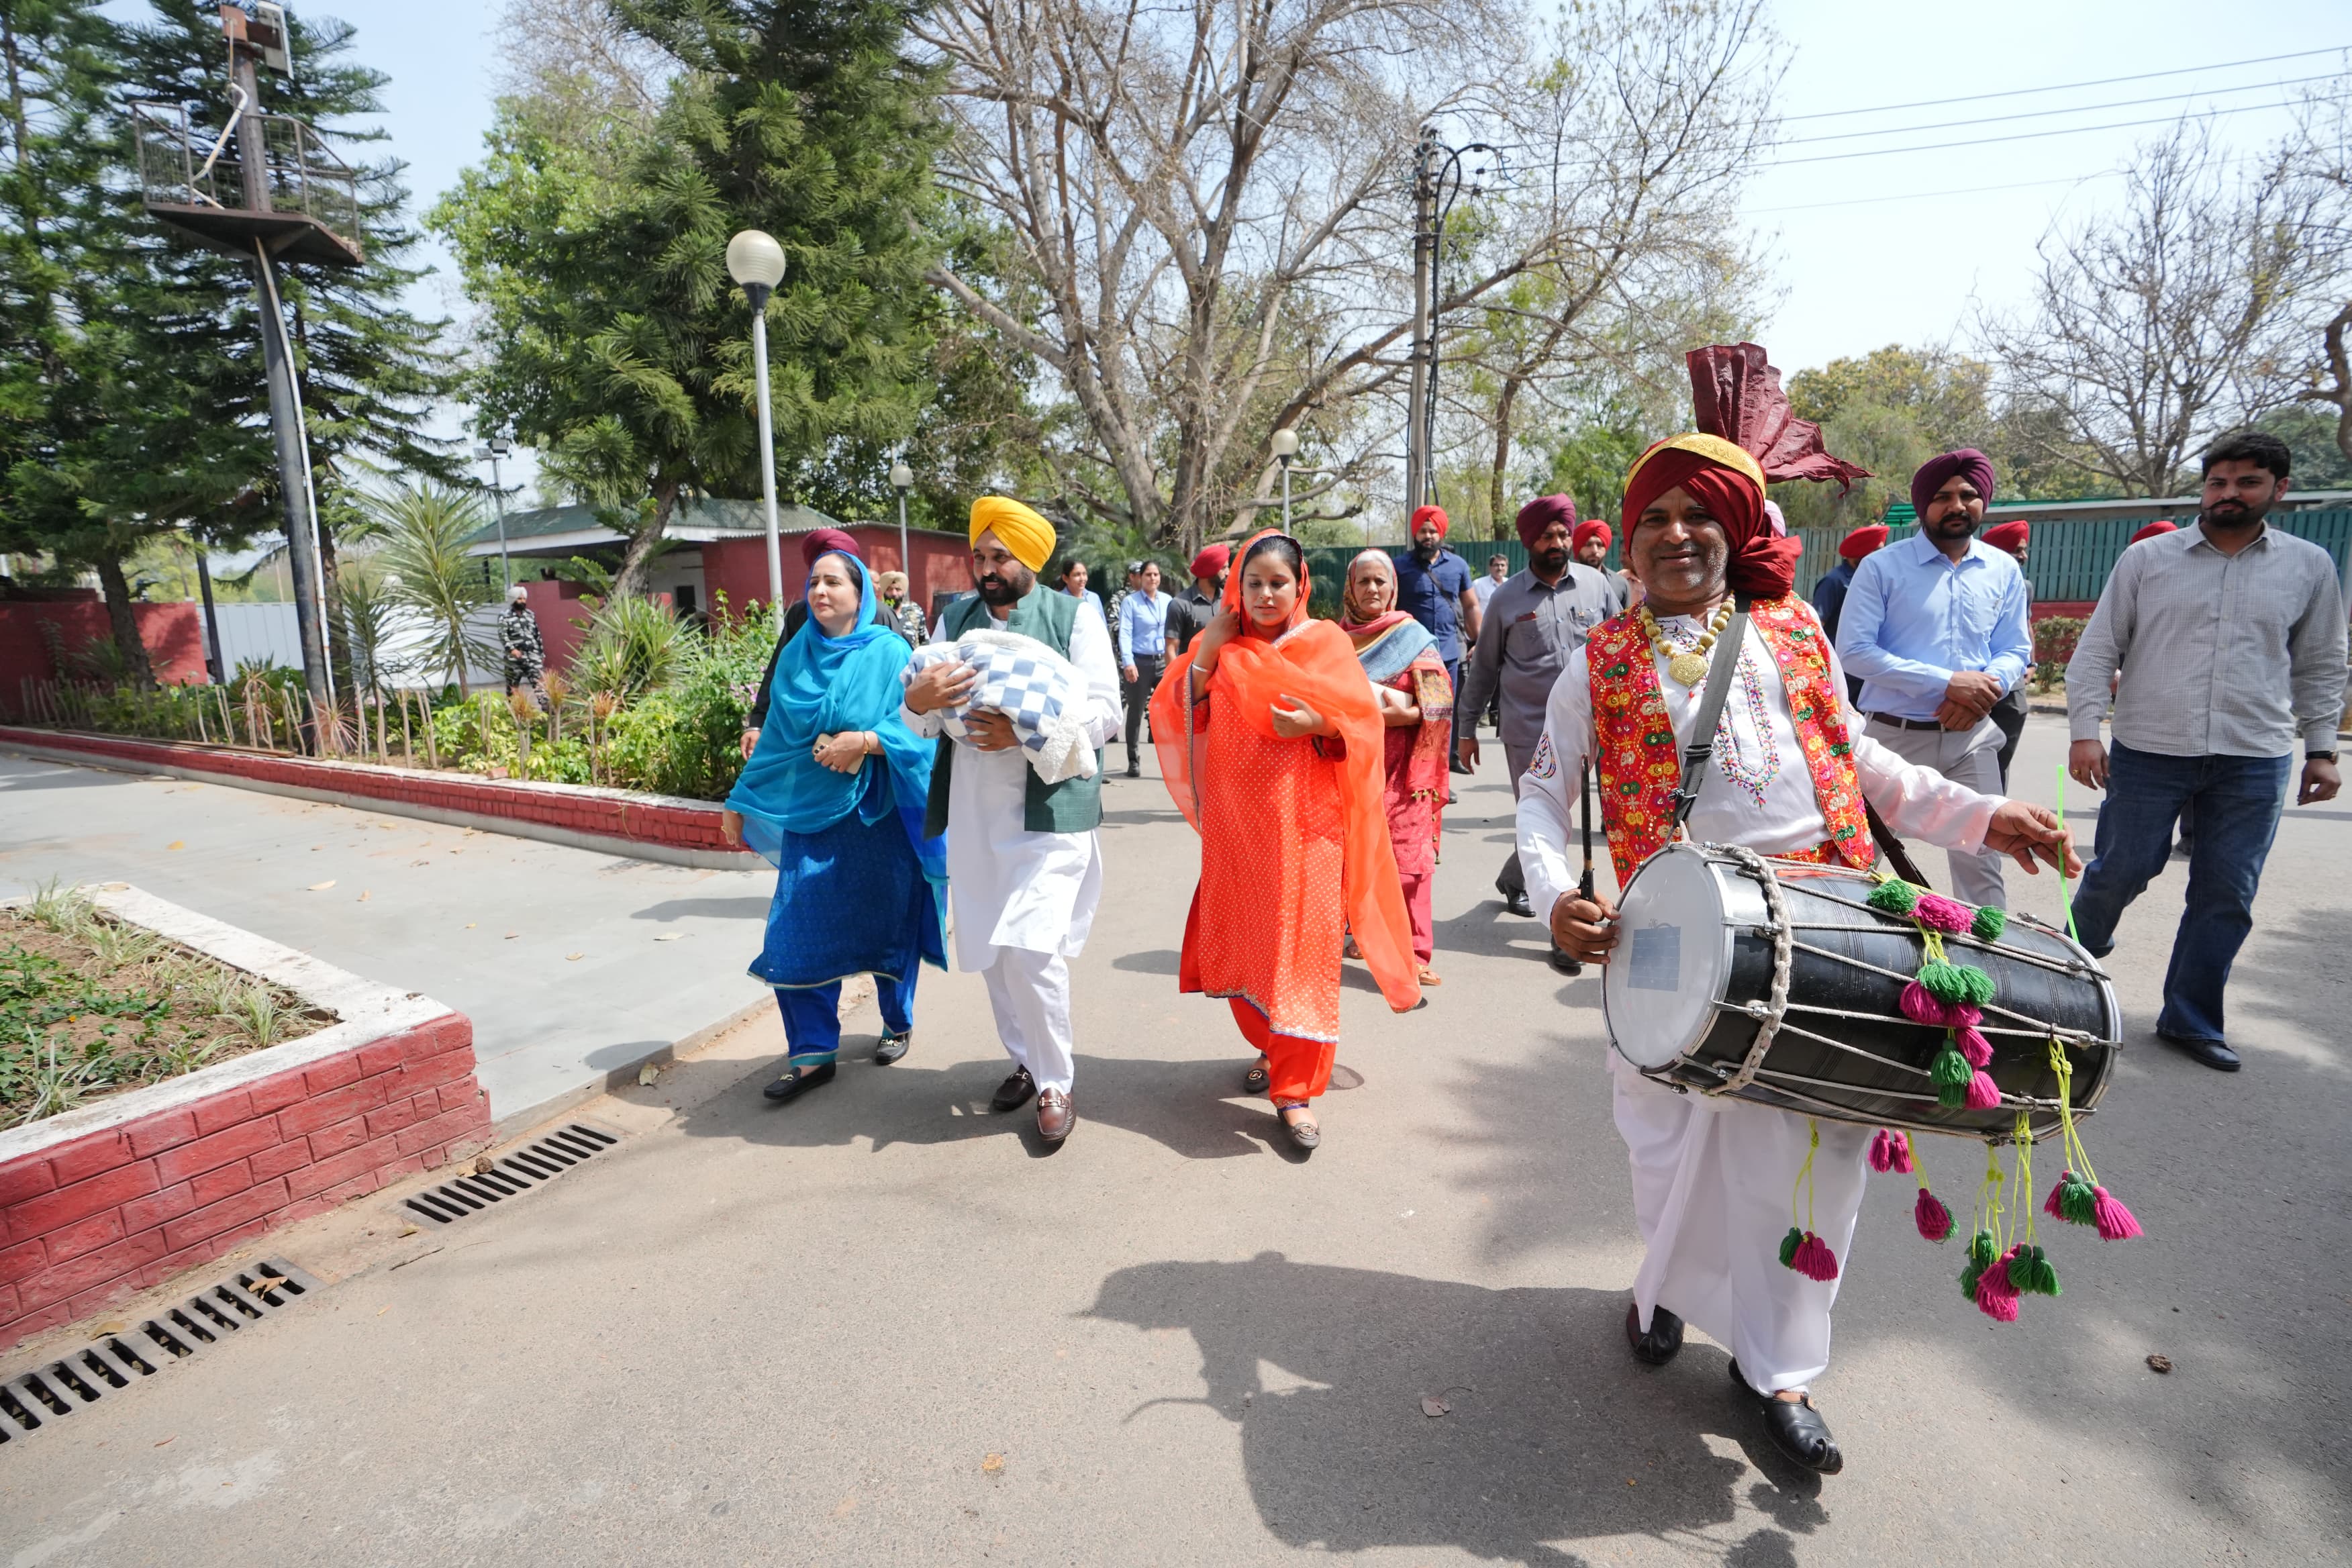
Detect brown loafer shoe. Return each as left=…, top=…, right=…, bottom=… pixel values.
left=1036, top=1088, right=1075, bottom=1144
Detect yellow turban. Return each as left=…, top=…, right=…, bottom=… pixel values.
left=969, top=495, right=1055, bottom=573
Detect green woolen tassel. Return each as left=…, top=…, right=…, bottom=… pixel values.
left=2006, top=1244, right=2039, bottom=1290
left=1779, top=1226, right=1805, bottom=1268
left=2056, top=1170, right=2100, bottom=1226
left=1972, top=905, right=2007, bottom=942
left=1968, top=1228, right=1998, bottom=1271
left=1959, top=1261, right=1985, bottom=1302
left=1869, top=879, right=1921, bottom=915
left=2031, top=1252, right=2061, bottom=1297
left=1932, top=1042, right=1973, bottom=1106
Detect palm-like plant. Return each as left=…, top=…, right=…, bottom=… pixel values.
left=569, top=593, right=685, bottom=701
left=371, top=483, right=497, bottom=695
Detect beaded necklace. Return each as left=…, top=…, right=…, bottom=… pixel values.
left=1636, top=599, right=1735, bottom=687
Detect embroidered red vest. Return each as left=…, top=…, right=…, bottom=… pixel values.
left=1585, top=594, right=1875, bottom=887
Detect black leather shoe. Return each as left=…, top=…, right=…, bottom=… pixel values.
left=1549, top=946, right=1583, bottom=976
left=2159, top=1032, right=2240, bottom=1071
left=1624, top=1302, right=1683, bottom=1365
left=991, top=1067, right=1037, bottom=1112
left=1730, top=1359, right=1844, bottom=1475
left=1449, top=757, right=1475, bottom=775
left=873, top=1030, right=911, bottom=1066
left=762, top=1062, right=835, bottom=1103
left=1500, top=889, right=1535, bottom=918
left=1124, top=764, right=1141, bottom=778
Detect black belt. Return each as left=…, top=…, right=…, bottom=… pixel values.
left=1867, top=712, right=1947, bottom=732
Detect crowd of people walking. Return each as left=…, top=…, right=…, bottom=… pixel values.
left=714, top=342, right=2346, bottom=1478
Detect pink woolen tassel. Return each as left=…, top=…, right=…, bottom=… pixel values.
left=1956, top=1026, right=1993, bottom=1068
left=2093, top=1185, right=2143, bottom=1240
left=1963, top=1071, right=2002, bottom=1110
left=1914, top=1187, right=1952, bottom=1241
left=1976, top=1248, right=2022, bottom=1321
left=1790, top=1231, right=1841, bottom=1281
left=1900, top=981, right=1941, bottom=1024
left=1869, top=1129, right=1899, bottom=1173
left=1913, top=893, right=1974, bottom=934
left=1890, top=1130, right=1915, bottom=1175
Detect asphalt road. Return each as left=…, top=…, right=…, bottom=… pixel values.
left=3, top=716, right=2346, bottom=1567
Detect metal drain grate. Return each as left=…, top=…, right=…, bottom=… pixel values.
left=401, top=1122, right=618, bottom=1226
left=0, top=1259, right=320, bottom=1447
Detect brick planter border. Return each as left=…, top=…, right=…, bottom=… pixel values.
left=0, top=885, right=491, bottom=1351
left=0, top=726, right=761, bottom=871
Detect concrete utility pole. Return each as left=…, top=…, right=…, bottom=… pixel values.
left=1403, top=126, right=1436, bottom=516
left=230, top=23, right=333, bottom=744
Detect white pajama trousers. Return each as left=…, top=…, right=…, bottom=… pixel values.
left=980, top=947, right=1075, bottom=1095
left=1611, top=1055, right=1872, bottom=1393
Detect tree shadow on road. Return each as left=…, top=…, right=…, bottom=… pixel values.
left=1084, top=1253, right=1824, bottom=1565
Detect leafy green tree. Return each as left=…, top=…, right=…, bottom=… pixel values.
left=434, top=0, right=949, bottom=599
left=371, top=482, right=495, bottom=695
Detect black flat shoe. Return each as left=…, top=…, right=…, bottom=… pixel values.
left=1500, top=890, right=1535, bottom=918
left=873, top=1030, right=911, bottom=1066
left=1624, top=1302, right=1683, bottom=1365
left=762, top=1062, right=836, bottom=1103
left=1549, top=946, right=1583, bottom=976
left=1243, top=1060, right=1270, bottom=1094
left=1729, top=1359, right=1844, bottom=1475
left=2159, top=1032, right=2240, bottom=1071
left=991, top=1067, right=1037, bottom=1112
left=1278, top=1106, right=1320, bottom=1150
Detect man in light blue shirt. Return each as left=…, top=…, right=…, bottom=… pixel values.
left=1116, top=560, right=1168, bottom=777
left=1834, top=449, right=2032, bottom=906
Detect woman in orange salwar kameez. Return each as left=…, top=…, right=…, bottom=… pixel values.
left=1338, top=550, right=1453, bottom=985
left=1150, top=532, right=1420, bottom=1151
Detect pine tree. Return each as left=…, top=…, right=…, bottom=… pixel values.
left=435, top=0, right=950, bottom=599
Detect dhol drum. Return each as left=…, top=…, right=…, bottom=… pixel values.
left=1602, top=842, right=2120, bottom=1142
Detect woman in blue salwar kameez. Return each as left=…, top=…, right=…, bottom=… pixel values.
left=722, top=547, right=946, bottom=1104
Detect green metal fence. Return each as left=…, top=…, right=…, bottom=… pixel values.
left=1319, top=507, right=2352, bottom=613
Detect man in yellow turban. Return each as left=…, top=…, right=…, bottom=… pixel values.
left=898, top=496, right=1123, bottom=1146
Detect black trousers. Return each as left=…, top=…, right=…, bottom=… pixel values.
left=1123, top=654, right=1163, bottom=767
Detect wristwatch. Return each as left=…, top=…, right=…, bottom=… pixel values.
left=2309, top=750, right=2339, bottom=762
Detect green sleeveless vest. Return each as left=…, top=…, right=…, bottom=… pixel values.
left=921, top=587, right=1106, bottom=838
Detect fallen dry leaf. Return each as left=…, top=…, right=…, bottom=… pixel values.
left=154, top=1436, right=175, bottom=1447
left=356, top=890, right=371, bottom=903
left=1420, top=1395, right=1450, bottom=1418
left=2146, top=1354, right=2173, bottom=1374
left=307, top=880, right=336, bottom=891
left=473, top=1153, right=495, bottom=1175
left=638, top=1063, right=660, bottom=1086
left=397, top=1223, right=420, bottom=1238
left=91, top=1320, right=127, bottom=1337
left=654, top=932, right=683, bottom=942
left=981, top=1453, right=1005, bottom=1475
left=565, top=951, right=585, bottom=961
left=464, top=922, right=477, bottom=929
left=503, top=932, right=519, bottom=940
left=166, top=840, right=185, bottom=851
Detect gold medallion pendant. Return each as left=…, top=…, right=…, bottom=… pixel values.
left=1668, top=652, right=1711, bottom=687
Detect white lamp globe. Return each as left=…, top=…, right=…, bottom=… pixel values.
left=1269, top=427, right=1300, bottom=459
left=726, top=230, right=787, bottom=290
left=889, top=461, right=914, bottom=490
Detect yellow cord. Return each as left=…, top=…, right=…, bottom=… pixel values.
left=2047, top=1038, right=2100, bottom=1186
left=1790, top=1120, right=1821, bottom=1232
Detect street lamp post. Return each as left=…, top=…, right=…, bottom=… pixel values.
left=472, top=438, right=514, bottom=591
left=726, top=230, right=789, bottom=611
left=889, top=458, right=914, bottom=591
left=1270, top=428, right=1299, bottom=534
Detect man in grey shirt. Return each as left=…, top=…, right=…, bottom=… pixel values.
left=1458, top=494, right=1624, bottom=971
left=2065, top=430, right=2345, bottom=1072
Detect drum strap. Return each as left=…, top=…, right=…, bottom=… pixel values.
left=1669, top=593, right=1753, bottom=832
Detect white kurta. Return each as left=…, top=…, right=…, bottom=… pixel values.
left=1516, top=607, right=2004, bottom=1391
left=904, top=594, right=1122, bottom=1095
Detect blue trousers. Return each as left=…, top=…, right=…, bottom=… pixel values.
left=775, top=971, right=918, bottom=1065
left=2068, top=742, right=2289, bottom=1044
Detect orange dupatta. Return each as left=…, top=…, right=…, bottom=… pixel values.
left=1150, top=531, right=1421, bottom=1015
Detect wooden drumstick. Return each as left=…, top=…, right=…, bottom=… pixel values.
left=1578, top=762, right=1596, bottom=902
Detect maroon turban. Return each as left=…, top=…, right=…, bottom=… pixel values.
left=1980, top=520, right=2030, bottom=556
left=800, top=527, right=861, bottom=569
left=1571, top=519, right=1612, bottom=554
left=2130, top=520, right=2179, bottom=545
left=1410, top=504, right=1449, bottom=538
left=1514, top=494, right=1576, bottom=548
left=1910, top=450, right=1996, bottom=520
left=1620, top=345, right=1870, bottom=601
left=1837, top=524, right=1889, bottom=561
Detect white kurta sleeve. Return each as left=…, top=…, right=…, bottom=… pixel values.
left=901, top=614, right=952, bottom=738
left=1065, top=596, right=1124, bottom=749
left=1516, top=646, right=1598, bottom=918
left=1827, top=639, right=2000, bottom=854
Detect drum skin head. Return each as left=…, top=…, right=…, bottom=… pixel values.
left=1604, top=844, right=1735, bottom=1069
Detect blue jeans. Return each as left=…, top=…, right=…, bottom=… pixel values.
left=2068, top=742, right=2289, bottom=1044
left=775, top=971, right=918, bottom=1065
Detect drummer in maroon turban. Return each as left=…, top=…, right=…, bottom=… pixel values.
left=1514, top=342, right=2077, bottom=1479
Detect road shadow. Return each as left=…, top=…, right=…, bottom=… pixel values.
left=1112, top=947, right=1183, bottom=975
left=630, top=896, right=771, bottom=922
left=0, top=763, right=138, bottom=793
left=677, top=1048, right=1306, bottom=1162
left=1084, top=1253, right=1825, bottom=1564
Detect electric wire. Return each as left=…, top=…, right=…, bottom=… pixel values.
left=1781, top=45, right=2351, bottom=123
left=1773, top=92, right=2341, bottom=168
left=1777, top=70, right=2343, bottom=149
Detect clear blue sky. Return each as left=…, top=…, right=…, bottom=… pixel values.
left=286, top=0, right=2349, bottom=448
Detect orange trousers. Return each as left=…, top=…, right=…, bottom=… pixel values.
left=1229, top=997, right=1337, bottom=1103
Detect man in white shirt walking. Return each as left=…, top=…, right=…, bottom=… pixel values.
left=2064, top=431, right=2345, bottom=1072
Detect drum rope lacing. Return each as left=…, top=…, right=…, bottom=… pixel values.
left=1716, top=844, right=1791, bottom=1096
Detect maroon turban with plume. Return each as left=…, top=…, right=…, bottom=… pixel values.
left=1910, top=450, right=1997, bottom=520
left=1514, top=494, right=1576, bottom=549
left=1620, top=344, right=1871, bottom=599
left=799, top=528, right=861, bottom=570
